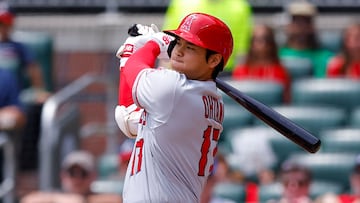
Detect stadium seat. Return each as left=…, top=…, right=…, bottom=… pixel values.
left=318, top=29, right=342, bottom=53
left=212, top=182, right=246, bottom=203
left=258, top=182, right=282, bottom=202
left=310, top=181, right=344, bottom=199
left=91, top=179, right=124, bottom=195
left=285, top=152, right=357, bottom=189
left=222, top=105, right=253, bottom=135
left=258, top=180, right=344, bottom=202
left=220, top=79, right=285, bottom=106
left=255, top=105, right=347, bottom=136
left=349, top=106, right=360, bottom=128
left=319, top=128, right=360, bottom=153
left=280, top=57, right=313, bottom=80
left=267, top=129, right=305, bottom=170
left=291, top=78, right=360, bottom=111
left=97, top=153, right=119, bottom=179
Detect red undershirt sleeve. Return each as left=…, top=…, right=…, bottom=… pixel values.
left=118, top=41, right=160, bottom=107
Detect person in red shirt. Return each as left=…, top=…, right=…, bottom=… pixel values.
left=326, top=23, right=360, bottom=79
left=232, top=24, right=291, bottom=102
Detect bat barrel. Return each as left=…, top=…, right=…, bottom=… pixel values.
left=215, top=78, right=321, bottom=153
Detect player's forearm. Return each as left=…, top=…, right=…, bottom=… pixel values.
left=123, top=41, right=160, bottom=89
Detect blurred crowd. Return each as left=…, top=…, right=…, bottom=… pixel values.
left=1, top=0, right=360, bottom=202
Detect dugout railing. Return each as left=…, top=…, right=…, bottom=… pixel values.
left=0, top=131, right=16, bottom=203
left=39, top=73, right=118, bottom=190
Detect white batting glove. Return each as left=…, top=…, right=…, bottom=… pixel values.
left=115, top=104, right=143, bottom=139
left=150, top=32, right=174, bottom=60
left=116, top=24, right=159, bottom=68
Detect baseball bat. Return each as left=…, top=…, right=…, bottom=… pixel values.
left=124, top=24, right=320, bottom=153
left=215, top=78, right=321, bottom=153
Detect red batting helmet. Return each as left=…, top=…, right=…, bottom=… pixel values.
left=164, top=12, right=234, bottom=67
left=0, top=10, right=14, bottom=26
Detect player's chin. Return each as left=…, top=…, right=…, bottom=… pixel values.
left=170, top=60, right=185, bottom=72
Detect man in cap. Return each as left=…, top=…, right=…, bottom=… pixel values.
left=60, top=150, right=97, bottom=196
left=279, top=0, right=334, bottom=78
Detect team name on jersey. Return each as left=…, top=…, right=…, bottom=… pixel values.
left=202, top=96, right=224, bottom=123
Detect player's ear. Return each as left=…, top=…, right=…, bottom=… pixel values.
left=208, top=53, right=222, bottom=69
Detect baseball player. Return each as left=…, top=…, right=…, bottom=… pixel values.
left=115, top=12, right=233, bottom=202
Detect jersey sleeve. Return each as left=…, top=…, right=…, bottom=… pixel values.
left=132, top=69, right=182, bottom=124
left=119, top=41, right=160, bottom=106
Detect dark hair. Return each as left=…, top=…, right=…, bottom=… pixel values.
left=206, top=49, right=224, bottom=79
left=245, top=24, right=281, bottom=66
left=280, top=162, right=312, bottom=183
left=167, top=39, right=224, bottom=79
left=339, top=23, right=360, bottom=74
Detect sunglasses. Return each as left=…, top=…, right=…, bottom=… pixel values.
left=67, top=167, right=89, bottom=179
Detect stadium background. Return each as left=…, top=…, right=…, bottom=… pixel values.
left=4, top=0, right=360, bottom=201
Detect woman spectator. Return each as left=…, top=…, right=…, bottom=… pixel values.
left=232, top=24, right=291, bottom=103
left=326, top=23, right=360, bottom=79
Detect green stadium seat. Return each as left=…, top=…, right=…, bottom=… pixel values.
left=349, top=106, right=360, bottom=128
left=318, top=30, right=342, bottom=53
left=212, top=182, right=246, bottom=203
left=285, top=152, right=357, bottom=189
left=222, top=105, right=253, bottom=136
left=291, top=78, right=360, bottom=111
left=310, top=181, right=344, bottom=199
left=255, top=105, right=347, bottom=136
left=276, top=105, right=347, bottom=135
left=319, top=128, right=360, bottom=153
left=220, top=79, right=285, bottom=106
left=97, top=153, right=119, bottom=179
left=280, top=57, right=313, bottom=79
left=267, top=129, right=305, bottom=170
left=258, top=182, right=282, bottom=202
left=258, top=181, right=344, bottom=202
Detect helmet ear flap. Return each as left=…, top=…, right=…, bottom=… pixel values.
left=167, top=39, right=177, bottom=58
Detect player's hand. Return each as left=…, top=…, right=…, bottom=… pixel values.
left=150, top=32, right=174, bottom=60
left=115, top=104, right=143, bottom=139
left=116, top=24, right=158, bottom=68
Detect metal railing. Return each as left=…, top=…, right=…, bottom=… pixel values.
left=39, top=73, right=118, bottom=190
left=0, top=132, right=15, bottom=203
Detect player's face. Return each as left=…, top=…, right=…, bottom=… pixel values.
left=170, top=38, right=219, bottom=80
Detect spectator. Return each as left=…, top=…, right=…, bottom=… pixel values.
left=21, top=150, right=123, bottom=203
left=0, top=3, right=51, bottom=171
left=279, top=0, right=334, bottom=78
left=0, top=68, right=26, bottom=186
left=60, top=150, right=97, bottom=196
left=201, top=153, right=244, bottom=203
left=326, top=23, right=360, bottom=79
left=268, top=162, right=313, bottom=203
left=0, top=68, right=26, bottom=131
left=162, top=0, right=253, bottom=73
left=0, top=4, right=50, bottom=102
left=232, top=24, right=291, bottom=102
left=337, top=154, right=360, bottom=203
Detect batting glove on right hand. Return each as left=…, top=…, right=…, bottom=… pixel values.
left=150, top=32, right=174, bottom=60
left=116, top=24, right=159, bottom=68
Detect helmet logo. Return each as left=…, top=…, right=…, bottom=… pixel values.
left=181, top=15, right=196, bottom=32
